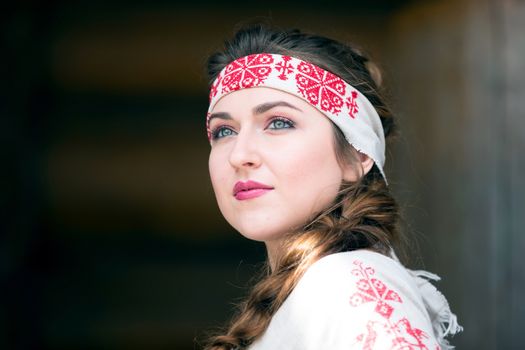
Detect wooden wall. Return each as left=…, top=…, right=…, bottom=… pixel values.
left=388, top=0, right=525, bottom=348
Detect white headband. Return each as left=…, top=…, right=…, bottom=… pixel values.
left=207, top=53, right=387, bottom=183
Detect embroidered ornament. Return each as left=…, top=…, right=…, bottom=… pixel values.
left=207, top=53, right=388, bottom=183
left=349, top=259, right=463, bottom=350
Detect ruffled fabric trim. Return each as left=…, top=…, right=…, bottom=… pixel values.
left=389, top=250, right=463, bottom=349
left=407, top=269, right=463, bottom=350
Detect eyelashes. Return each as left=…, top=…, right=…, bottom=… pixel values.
left=212, top=127, right=235, bottom=139
left=267, top=117, right=294, bottom=130
left=211, top=116, right=295, bottom=140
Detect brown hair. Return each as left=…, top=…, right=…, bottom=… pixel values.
left=204, top=23, right=400, bottom=350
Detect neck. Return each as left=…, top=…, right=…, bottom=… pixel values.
left=264, top=239, right=283, bottom=272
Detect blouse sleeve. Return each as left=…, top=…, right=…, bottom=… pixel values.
left=249, top=250, right=459, bottom=350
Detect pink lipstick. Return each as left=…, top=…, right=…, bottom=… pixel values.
left=233, top=180, right=274, bottom=200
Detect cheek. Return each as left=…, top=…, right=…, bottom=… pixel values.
left=288, top=132, right=339, bottom=174
left=275, top=138, right=343, bottom=200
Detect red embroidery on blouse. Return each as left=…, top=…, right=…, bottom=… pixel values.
left=220, top=54, right=274, bottom=94
left=295, top=61, right=346, bottom=114
left=349, top=260, right=439, bottom=350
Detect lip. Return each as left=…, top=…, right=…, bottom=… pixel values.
left=233, top=180, right=274, bottom=200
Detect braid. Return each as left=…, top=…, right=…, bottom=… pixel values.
left=204, top=23, right=400, bottom=350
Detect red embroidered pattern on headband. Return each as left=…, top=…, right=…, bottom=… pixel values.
left=209, top=54, right=360, bottom=121
left=346, top=91, right=359, bottom=119
left=296, top=61, right=346, bottom=114
left=219, top=54, right=274, bottom=94
left=209, top=75, right=222, bottom=102
left=276, top=55, right=294, bottom=81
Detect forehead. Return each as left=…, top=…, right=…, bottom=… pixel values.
left=211, top=87, right=316, bottom=114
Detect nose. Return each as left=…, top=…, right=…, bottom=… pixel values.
left=228, top=129, right=262, bottom=170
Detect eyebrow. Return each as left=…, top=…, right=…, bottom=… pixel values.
left=208, top=100, right=303, bottom=122
left=253, top=101, right=303, bottom=114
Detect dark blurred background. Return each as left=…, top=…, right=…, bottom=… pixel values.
left=3, top=0, right=524, bottom=349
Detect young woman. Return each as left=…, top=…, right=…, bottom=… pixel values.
left=204, top=23, right=462, bottom=350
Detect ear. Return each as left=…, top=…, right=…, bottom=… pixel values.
left=342, top=152, right=375, bottom=182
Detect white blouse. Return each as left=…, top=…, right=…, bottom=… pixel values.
left=249, top=250, right=461, bottom=350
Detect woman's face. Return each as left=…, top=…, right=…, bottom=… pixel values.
left=208, top=87, right=358, bottom=244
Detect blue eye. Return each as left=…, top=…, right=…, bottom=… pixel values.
left=212, top=127, right=236, bottom=140
left=268, top=117, right=294, bottom=130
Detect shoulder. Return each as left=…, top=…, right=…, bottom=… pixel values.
left=299, top=250, right=428, bottom=311
left=300, top=249, right=411, bottom=288
left=294, top=250, right=432, bottom=326
left=250, top=250, right=440, bottom=350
